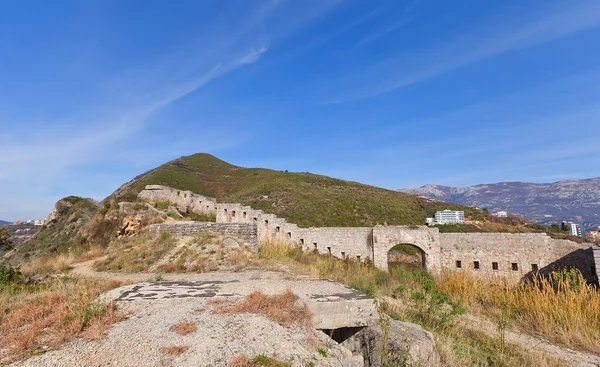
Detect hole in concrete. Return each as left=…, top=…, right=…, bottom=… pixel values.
left=320, top=326, right=365, bottom=344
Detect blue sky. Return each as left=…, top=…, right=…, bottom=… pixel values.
left=1, top=0, right=600, bottom=221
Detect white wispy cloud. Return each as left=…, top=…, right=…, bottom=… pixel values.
left=239, top=46, right=269, bottom=64
left=327, top=0, right=600, bottom=103
left=352, top=0, right=421, bottom=47
left=0, top=1, right=346, bottom=220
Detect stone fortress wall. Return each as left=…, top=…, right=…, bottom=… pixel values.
left=149, top=222, right=258, bottom=250
left=139, top=185, right=600, bottom=284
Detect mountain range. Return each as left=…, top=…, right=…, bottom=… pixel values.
left=401, top=178, right=600, bottom=231
left=0, top=220, right=9, bottom=226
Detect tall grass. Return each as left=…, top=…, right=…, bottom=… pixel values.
left=258, top=238, right=394, bottom=297
left=258, top=239, right=600, bottom=366
left=437, top=268, right=600, bottom=353
left=0, top=277, right=123, bottom=364
left=94, top=232, right=176, bottom=272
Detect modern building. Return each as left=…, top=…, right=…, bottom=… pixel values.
left=434, top=210, right=465, bottom=224
left=492, top=211, right=508, bottom=217
left=570, top=223, right=582, bottom=237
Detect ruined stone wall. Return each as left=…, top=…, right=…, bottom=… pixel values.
left=139, top=185, right=217, bottom=216
left=149, top=222, right=258, bottom=250
left=439, top=233, right=597, bottom=284
left=139, top=185, right=600, bottom=283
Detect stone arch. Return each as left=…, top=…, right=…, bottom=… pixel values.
left=387, top=243, right=426, bottom=271
left=372, top=226, right=441, bottom=273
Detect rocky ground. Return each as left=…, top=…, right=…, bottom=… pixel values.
left=10, top=270, right=438, bottom=367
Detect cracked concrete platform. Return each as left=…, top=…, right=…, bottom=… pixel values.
left=104, top=270, right=378, bottom=329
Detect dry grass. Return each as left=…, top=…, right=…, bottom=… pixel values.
left=258, top=239, right=395, bottom=298
left=74, top=246, right=105, bottom=262
left=94, top=232, right=176, bottom=272
left=159, top=345, right=189, bottom=356
left=169, top=322, right=197, bottom=336
left=436, top=269, right=600, bottom=353
left=20, top=253, right=77, bottom=275
left=213, top=288, right=312, bottom=329
left=227, top=354, right=290, bottom=367
left=157, top=234, right=258, bottom=273
left=0, top=278, right=124, bottom=364
left=258, top=239, right=600, bottom=366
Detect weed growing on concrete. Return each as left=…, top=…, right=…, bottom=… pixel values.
left=169, top=322, right=197, bottom=336
left=227, top=354, right=290, bottom=367
left=213, top=288, right=312, bottom=329
left=159, top=345, right=189, bottom=356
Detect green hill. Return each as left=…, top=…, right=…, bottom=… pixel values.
left=15, top=196, right=99, bottom=257
left=112, top=153, right=485, bottom=227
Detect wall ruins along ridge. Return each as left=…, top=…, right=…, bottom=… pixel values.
left=139, top=185, right=599, bottom=284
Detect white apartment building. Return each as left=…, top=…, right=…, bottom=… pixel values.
left=434, top=210, right=465, bottom=224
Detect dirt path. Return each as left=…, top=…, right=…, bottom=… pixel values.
left=459, top=314, right=600, bottom=367
left=69, top=257, right=158, bottom=283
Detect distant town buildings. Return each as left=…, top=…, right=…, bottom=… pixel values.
left=492, top=211, right=508, bottom=217
left=426, top=210, right=465, bottom=225
left=12, top=219, right=44, bottom=226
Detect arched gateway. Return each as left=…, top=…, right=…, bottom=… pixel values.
left=387, top=244, right=426, bottom=270
left=372, top=226, right=441, bottom=273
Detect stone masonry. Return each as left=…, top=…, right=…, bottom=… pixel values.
left=149, top=222, right=258, bottom=251
left=139, top=185, right=599, bottom=284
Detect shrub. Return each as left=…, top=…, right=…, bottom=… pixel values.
left=0, top=265, right=23, bottom=284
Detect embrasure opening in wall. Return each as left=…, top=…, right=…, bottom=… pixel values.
left=387, top=243, right=425, bottom=271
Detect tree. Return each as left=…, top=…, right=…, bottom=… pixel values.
left=0, top=227, right=12, bottom=251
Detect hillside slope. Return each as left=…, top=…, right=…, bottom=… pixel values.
left=402, top=179, right=600, bottom=231
left=13, top=196, right=99, bottom=258
left=111, top=153, right=485, bottom=228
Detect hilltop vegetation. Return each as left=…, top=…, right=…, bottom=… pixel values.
left=112, top=153, right=485, bottom=228
left=13, top=196, right=99, bottom=258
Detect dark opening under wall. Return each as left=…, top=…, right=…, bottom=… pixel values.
left=320, top=326, right=365, bottom=344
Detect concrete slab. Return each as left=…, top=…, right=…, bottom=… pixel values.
left=104, top=271, right=377, bottom=330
